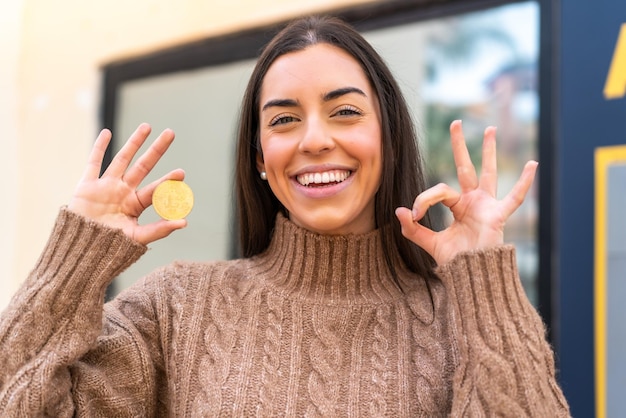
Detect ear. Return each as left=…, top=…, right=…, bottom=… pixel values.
left=256, top=152, right=265, bottom=175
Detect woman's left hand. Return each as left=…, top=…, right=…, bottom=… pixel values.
left=395, top=120, right=538, bottom=265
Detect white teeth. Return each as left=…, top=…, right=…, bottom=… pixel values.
left=296, top=170, right=351, bottom=186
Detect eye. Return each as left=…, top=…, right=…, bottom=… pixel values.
left=269, top=113, right=299, bottom=126
left=333, top=105, right=362, bottom=117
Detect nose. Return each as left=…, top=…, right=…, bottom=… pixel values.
left=298, top=119, right=335, bottom=155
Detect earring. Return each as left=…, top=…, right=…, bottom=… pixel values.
left=260, top=171, right=268, bottom=180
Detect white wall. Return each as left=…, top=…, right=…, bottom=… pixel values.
left=0, top=0, right=25, bottom=308
left=0, top=0, right=377, bottom=310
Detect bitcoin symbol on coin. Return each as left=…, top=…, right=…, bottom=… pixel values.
left=152, top=180, right=194, bottom=220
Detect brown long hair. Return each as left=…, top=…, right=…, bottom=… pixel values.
left=235, top=15, right=436, bottom=280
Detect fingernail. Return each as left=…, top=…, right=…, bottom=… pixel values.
left=412, top=208, right=418, bottom=220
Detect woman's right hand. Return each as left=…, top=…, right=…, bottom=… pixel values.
left=68, top=123, right=187, bottom=245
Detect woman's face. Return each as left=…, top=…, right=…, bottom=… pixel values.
left=257, top=43, right=382, bottom=235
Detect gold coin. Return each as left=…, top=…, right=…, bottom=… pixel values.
left=152, top=180, right=194, bottom=220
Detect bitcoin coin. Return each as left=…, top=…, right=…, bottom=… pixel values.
left=152, top=180, right=194, bottom=220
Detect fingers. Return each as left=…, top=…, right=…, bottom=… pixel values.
left=123, top=128, right=176, bottom=189
left=479, top=126, right=498, bottom=196
left=102, top=123, right=152, bottom=178
left=410, top=183, right=460, bottom=222
left=395, top=182, right=460, bottom=259
left=135, top=169, right=186, bottom=210
left=82, top=129, right=112, bottom=180
left=395, top=207, right=437, bottom=256
left=501, top=160, right=538, bottom=218
left=450, top=120, right=478, bottom=192
left=132, top=169, right=187, bottom=245
left=134, top=219, right=188, bottom=245
left=97, top=123, right=176, bottom=190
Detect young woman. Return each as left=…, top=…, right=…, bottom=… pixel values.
left=0, top=16, right=570, bottom=417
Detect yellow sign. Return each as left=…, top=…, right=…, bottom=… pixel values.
left=594, top=145, right=626, bottom=418
left=604, top=23, right=626, bottom=99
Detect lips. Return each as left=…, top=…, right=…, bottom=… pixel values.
left=296, top=170, right=352, bottom=186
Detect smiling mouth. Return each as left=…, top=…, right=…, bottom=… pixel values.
left=296, top=170, right=352, bottom=187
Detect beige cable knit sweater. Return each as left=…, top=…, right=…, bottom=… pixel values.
left=0, top=208, right=570, bottom=417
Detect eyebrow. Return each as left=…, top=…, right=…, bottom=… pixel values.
left=261, top=98, right=298, bottom=112
left=261, top=86, right=367, bottom=112
left=323, top=86, right=367, bottom=101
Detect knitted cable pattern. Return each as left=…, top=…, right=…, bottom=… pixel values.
left=257, top=292, right=284, bottom=417
left=306, top=306, right=346, bottom=417
left=405, top=283, right=452, bottom=416
left=194, top=284, right=242, bottom=415
left=438, top=246, right=571, bottom=417
left=369, top=304, right=391, bottom=416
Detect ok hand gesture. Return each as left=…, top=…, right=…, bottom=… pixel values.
left=68, top=123, right=187, bottom=245
left=395, top=120, right=538, bottom=265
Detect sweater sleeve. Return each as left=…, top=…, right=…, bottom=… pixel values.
left=0, top=208, right=156, bottom=417
left=435, top=245, right=570, bottom=417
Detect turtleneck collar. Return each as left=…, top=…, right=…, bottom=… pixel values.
left=254, top=214, right=415, bottom=305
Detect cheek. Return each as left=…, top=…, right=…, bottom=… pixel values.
left=362, top=140, right=383, bottom=183
left=260, top=143, right=278, bottom=167
left=352, top=132, right=382, bottom=165
left=259, top=139, right=293, bottom=175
